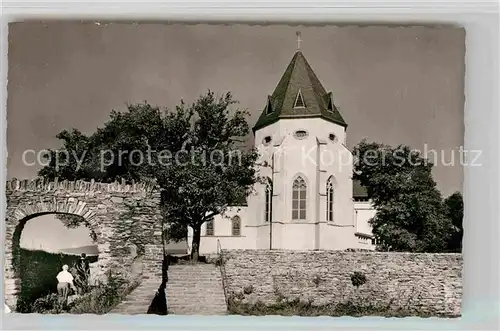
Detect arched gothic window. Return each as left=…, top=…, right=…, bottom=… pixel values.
left=292, top=176, right=307, bottom=220
left=265, top=177, right=273, bottom=223
left=232, top=216, right=241, bottom=236
left=326, top=176, right=334, bottom=222
left=205, top=220, right=214, bottom=236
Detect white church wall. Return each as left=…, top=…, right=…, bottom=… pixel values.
left=194, top=117, right=375, bottom=254
left=278, top=223, right=317, bottom=250
left=317, top=223, right=358, bottom=250
left=319, top=145, right=355, bottom=227
left=354, top=201, right=376, bottom=236
left=253, top=118, right=357, bottom=250
left=254, top=224, right=271, bottom=249
left=191, top=207, right=255, bottom=255
left=353, top=201, right=377, bottom=250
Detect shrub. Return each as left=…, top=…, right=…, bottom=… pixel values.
left=70, top=274, right=138, bottom=314
left=31, top=293, right=65, bottom=314
left=227, top=295, right=418, bottom=317
left=350, top=271, right=367, bottom=288
left=28, top=273, right=139, bottom=315
left=243, top=285, right=254, bottom=295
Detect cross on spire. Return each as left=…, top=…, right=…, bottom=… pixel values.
left=296, top=31, right=302, bottom=50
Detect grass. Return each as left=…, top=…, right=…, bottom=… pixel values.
left=227, top=296, right=437, bottom=317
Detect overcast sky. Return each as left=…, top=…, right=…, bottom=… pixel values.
left=20, top=214, right=94, bottom=251
left=7, top=22, right=465, bottom=197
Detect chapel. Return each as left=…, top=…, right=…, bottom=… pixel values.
left=187, top=47, right=377, bottom=254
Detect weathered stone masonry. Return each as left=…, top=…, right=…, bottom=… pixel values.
left=222, top=250, right=462, bottom=316
left=4, top=178, right=164, bottom=308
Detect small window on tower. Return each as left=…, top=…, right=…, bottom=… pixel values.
left=294, top=89, right=305, bottom=108
left=294, top=130, right=309, bottom=140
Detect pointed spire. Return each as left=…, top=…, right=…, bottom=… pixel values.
left=253, top=50, right=347, bottom=132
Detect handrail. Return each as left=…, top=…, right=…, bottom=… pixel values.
left=216, top=239, right=229, bottom=307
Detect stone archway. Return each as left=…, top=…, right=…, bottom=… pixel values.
left=4, top=178, right=164, bottom=309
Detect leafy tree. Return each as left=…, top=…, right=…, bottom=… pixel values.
left=39, top=91, right=259, bottom=260
left=39, top=103, right=176, bottom=183
left=38, top=129, right=95, bottom=181
left=158, top=92, right=258, bottom=260
left=353, top=140, right=454, bottom=252
left=444, top=192, right=463, bottom=252
left=55, top=214, right=97, bottom=242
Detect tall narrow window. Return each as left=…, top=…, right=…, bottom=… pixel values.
left=292, top=176, right=307, bottom=220
left=326, top=176, right=334, bottom=222
left=294, top=89, right=305, bottom=108
left=206, top=220, right=214, bottom=236
left=265, top=178, right=273, bottom=223
left=231, top=216, right=241, bottom=236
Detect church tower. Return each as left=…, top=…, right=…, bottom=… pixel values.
left=253, top=46, right=357, bottom=250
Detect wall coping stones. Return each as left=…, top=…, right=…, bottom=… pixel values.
left=222, top=249, right=462, bottom=258
left=6, top=177, right=157, bottom=193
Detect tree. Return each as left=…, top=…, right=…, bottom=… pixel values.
left=352, top=140, right=454, bottom=252
left=39, top=91, right=259, bottom=260
left=56, top=214, right=97, bottom=242
left=158, top=92, right=258, bottom=260
left=444, top=192, right=463, bottom=252
left=38, top=129, right=95, bottom=181
left=39, top=103, right=175, bottom=183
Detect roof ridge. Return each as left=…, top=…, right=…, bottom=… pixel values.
left=278, top=52, right=298, bottom=111
left=272, top=51, right=300, bottom=113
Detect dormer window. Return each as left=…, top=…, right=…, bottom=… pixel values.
left=325, top=92, right=335, bottom=112
left=327, top=93, right=334, bottom=112
left=266, top=96, right=274, bottom=115
left=293, top=89, right=305, bottom=108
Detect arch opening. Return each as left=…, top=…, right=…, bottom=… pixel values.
left=13, top=212, right=99, bottom=312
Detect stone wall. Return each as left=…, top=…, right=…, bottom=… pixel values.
left=222, top=250, right=462, bottom=316
left=4, top=178, right=164, bottom=308
left=143, top=244, right=165, bottom=280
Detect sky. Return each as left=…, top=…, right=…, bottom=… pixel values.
left=20, top=214, right=94, bottom=251
left=7, top=22, right=465, bottom=199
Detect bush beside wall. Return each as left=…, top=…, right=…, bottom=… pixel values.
left=30, top=272, right=139, bottom=314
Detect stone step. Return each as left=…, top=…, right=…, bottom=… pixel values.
left=110, top=278, right=163, bottom=315
left=167, top=264, right=227, bottom=315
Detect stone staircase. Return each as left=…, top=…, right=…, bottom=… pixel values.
left=167, top=263, right=227, bottom=315
left=110, top=278, right=163, bottom=315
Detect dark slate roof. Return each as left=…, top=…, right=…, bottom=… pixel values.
left=253, top=51, right=347, bottom=132
left=353, top=179, right=368, bottom=198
